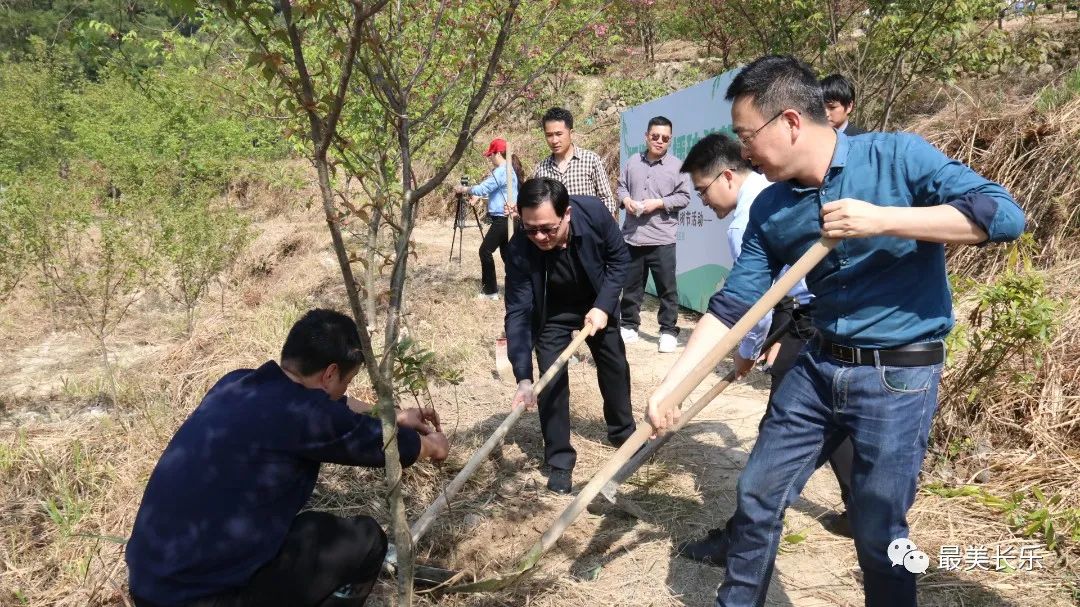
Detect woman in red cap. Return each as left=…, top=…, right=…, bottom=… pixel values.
left=454, top=138, right=525, bottom=300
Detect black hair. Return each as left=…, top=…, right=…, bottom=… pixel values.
left=647, top=116, right=673, bottom=130
left=541, top=107, right=574, bottom=130
left=680, top=132, right=753, bottom=176
left=725, top=55, right=828, bottom=125
left=280, top=309, right=364, bottom=376
left=820, top=74, right=856, bottom=107
left=517, top=177, right=570, bottom=216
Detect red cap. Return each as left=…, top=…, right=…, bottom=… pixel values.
left=483, top=138, right=507, bottom=156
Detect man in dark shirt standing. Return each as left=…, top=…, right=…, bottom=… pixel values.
left=126, top=309, right=449, bottom=607
left=504, top=177, right=635, bottom=494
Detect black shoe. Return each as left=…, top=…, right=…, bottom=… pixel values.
left=822, top=510, right=853, bottom=538
left=676, top=527, right=730, bottom=567
left=547, top=468, right=572, bottom=494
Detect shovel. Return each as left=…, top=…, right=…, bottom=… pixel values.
left=411, top=322, right=594, bottom=543
left=591, top=317, right=790, bottom=519
left=385, top=322, right=596, bottom=581
left=495, top=337, right=514, bottom=383
left=438, top=238, right=838, bottom=594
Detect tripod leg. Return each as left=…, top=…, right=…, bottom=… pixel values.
left=472, top=205, right=486, bottom=239
left=450, top=196, right=465, bottom=263
left=449, top=209, right=459, bottom=263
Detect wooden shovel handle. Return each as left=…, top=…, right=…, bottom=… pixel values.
left=410, top=321, right=594, bottom=544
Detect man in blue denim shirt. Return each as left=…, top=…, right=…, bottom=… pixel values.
left=647, top=55, right=1024, bottom=607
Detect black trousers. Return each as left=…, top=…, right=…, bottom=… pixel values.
left=764, top=301, right=853, bottom=506
left=478, top=215, right=508, bottom=295
left=535, top=313, right=636, bottom=470
left=620, top=243, right=680, bottom=336
left=134, top=512, right=388, bottom=607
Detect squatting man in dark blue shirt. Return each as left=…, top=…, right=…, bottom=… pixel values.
left=647, top=55, right=1024, bottom=607
left=126, top=309, right=449, bottom=607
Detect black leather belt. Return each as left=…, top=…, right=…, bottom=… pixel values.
left=819, top=338, right=944, bottom=367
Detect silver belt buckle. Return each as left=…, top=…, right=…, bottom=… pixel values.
left=830, top=343, right=857, bottom=364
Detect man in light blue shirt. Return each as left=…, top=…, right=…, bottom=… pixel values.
left=648, top=56, right=1023, bottom=607
left=722, top=163, right=811, bottom=367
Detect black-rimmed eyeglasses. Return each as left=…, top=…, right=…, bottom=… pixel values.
left=694, top=172, right=724, bottom=197
left=737, top=110, right=786, bottom=147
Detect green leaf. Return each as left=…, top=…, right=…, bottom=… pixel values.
left=782, top=532, right=806, bottom=544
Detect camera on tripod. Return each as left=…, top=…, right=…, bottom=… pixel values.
left=454, top=176, right=473, bottom=228
left=449, top=175, right=483, bottom=262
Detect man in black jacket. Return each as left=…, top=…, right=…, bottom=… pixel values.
left=504, top=177, right=636, bottom=494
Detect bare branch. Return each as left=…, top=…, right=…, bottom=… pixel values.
left=321, top=0, right=392, bottom=155
left=279, top=0, right=326, bottom=150
left=404, top=0, right=451, bottom=93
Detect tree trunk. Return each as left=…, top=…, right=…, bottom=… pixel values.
left=379, top=383, right=412, bottom=605
left=366, top=203, right=383, bottom=326
left=99, top=335, right=118, bottom=404
left=388, top=115, right=417, bottom=606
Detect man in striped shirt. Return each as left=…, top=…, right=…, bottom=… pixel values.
left=533, top=107, right=617, bottom=218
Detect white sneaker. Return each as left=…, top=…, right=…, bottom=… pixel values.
left=620, top=327, right=639, bottom=344
left=477, top=292, right=499, bottom=301
left=658, top=333, right=678, bottom=353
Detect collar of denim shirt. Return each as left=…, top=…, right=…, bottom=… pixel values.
left=790, top=129, right=850, bottom=195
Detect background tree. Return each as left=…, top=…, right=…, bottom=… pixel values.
left=16, top=161, right=158, bottom=400
left=0, top=37, right=271, bottom=393
left=826, top=0, right=1005, bottom=128
left=680, top=0, right=1016, bottom=128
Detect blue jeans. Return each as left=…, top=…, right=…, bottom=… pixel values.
left=716, top=343, right=943, bottom=607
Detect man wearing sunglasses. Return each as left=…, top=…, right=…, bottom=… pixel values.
left=503, top=177, right=636, bottom=494
left=616, top=116, right=693, bottom=354
left=647, top=55, right=1023, bottom=606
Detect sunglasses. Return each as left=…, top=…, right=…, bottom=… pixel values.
left=522, top=217, right=564, bottom=236
left=649, top=133, right=671, bottom=143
